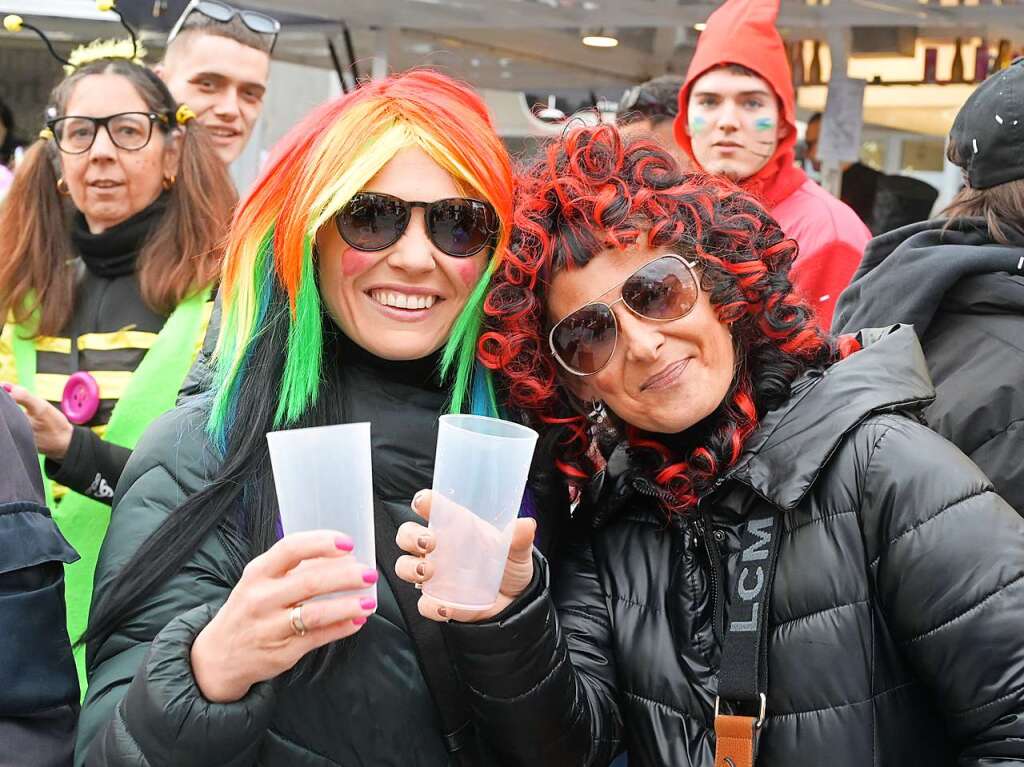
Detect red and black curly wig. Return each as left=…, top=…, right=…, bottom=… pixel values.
left=479, top=125, right=853, bottom=515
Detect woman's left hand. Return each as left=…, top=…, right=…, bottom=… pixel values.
left=2, top=383, right=74, bottom=460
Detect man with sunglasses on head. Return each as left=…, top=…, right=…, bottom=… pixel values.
left=162, top=1, right=279, bottom=403
left=155, top=0, right=278, bottom=167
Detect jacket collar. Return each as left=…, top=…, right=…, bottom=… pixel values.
left=728, top=324, right=934, bottom=510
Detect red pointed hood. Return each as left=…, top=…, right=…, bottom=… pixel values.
left=673, top=0, right=805, bottom=208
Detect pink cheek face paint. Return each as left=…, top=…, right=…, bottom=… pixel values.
left=452, top=257, right=484, bottom=289
left=341, top=247, right=380, bottom=278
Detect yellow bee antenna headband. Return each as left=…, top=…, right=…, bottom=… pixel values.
left=4, top=1, right=142, bottom=73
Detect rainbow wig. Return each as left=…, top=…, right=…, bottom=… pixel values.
left=208, top=70, right=514, bottom=449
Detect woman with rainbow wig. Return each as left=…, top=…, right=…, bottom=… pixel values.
left=76, top=70, right=543, bottom=766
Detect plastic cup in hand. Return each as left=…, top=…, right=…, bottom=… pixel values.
left=424, top=414, right=538, bottom=610
left=267, top=423, right=376, bottom=599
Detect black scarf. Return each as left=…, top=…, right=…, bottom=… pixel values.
left=71, top=193, right=170, bottom=279
left=334, top=324, right=446, bottom=391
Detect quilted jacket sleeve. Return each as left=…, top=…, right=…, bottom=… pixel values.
left=861, top=414, right=1024, bottom=765
left=443, top=542, right=625, bottom=767
left=74, top=408, right=276, bottom=767
left=966, top=419, right=1024, bottom=516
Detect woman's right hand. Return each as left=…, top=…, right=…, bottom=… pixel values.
left=190, top=530, right=379, bottom=703
left=394, top=490, right=537, bottom=624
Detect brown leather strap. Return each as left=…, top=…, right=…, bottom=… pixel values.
left=714, top=714, right=757, bottom=767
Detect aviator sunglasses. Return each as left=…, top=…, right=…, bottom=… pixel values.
left=549, top=254, right=700, bottom=376
left=335, top=192, right=499, bottom=258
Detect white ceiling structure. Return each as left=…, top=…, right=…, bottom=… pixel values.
left=2, top=1, right=1023, bottom=94
left=2, top=0, right=1022, bottom=91
left=245, top=0, right=1024, bottom=91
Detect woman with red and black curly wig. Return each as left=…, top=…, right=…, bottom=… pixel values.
left=395, top=126, right=1024, bottom=766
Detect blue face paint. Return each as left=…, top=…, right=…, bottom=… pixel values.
left=754, top=117, right=775, bottom=132
left=689, top=115, right=708, bottom=133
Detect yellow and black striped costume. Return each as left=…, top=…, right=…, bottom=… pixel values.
left=1, top=262, right=212, bottom=502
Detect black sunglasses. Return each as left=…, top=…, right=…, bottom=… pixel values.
left=335, top=192, right=499, bottom=258
left=549, top=254, right=700, bottom=376
left=168, top=0, right=280, bottom=52
left=47, top=111, right=170, bottom=155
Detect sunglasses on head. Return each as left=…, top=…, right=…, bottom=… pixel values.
left=335, top=192, right=499, bottom=258
left=548, top=254, right=701, bottom=377
left=168, top=0, right=281, bottom=52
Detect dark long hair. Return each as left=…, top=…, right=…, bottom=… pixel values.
left=83, top=282, right=354, bottom=675
left=0, top=59, right=235, bottom=337
left=480, top=126, right=846, bottom=515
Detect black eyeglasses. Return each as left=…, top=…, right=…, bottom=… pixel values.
left=168, top=0, right=280, bottom=52
left=335, top=192, right=499, bottom=258
left=549, top=254, right=700, bottom=376
left=46, top=112, right=169, bottom=155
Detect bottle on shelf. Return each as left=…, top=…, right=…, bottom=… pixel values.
left=923, top=47, right=938, bottom=83
left=950, top=38, right=965, bottom=83
left=996, top=39, right=1013, bottom=71
left=974, top=41, right=990, bottom=83
left=809, top=40, right=822, bottom=85
left=790, top=40, right=805, bottom=87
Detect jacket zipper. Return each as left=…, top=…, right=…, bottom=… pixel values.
left=696, top=477, right=728, bottom=640
left=633, top=474, right=730, bottom=639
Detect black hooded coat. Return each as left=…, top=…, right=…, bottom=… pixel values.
left=833, top=217, right=1024, bottom=514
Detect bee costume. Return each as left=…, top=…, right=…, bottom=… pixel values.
left=1, top=4, right=222, bottom=693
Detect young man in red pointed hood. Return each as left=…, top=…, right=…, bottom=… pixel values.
left=674, top=0, right=870, bottom=328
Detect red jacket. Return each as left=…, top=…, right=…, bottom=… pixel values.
left=672, top=0, right=870, bottom=328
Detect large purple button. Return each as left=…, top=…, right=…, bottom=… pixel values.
left=61, top=371, right=100, bottom=425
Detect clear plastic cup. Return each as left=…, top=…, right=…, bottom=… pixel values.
left=424, top=414, right=538, bottom=610
left=266, top=422, right=376, bottom=599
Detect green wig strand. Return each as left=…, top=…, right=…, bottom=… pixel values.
left=440, top=260, right=500, bottom=416
left=274, top=235, right=324, bottom=427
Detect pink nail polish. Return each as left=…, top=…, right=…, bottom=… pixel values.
left=362, top=569, right=379, bottom=584
left=1, top=383, right=11, bottom=393
left=335, top=535, right=354, bottom=551
left=359, top=597, right=377, bottom=611
left=352, top=616, right=368, bottom=626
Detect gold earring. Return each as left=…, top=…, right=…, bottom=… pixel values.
left=56, top=177, right=70, bottom=195
left=162, top=174, right=176, bottom=191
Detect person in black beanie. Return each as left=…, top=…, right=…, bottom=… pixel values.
left=0, top=386, right=79, bottom=767
left=834, top=57, right=1024, bottom=515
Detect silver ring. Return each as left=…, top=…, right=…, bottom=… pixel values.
left=290, top=604, right=308, bottom=637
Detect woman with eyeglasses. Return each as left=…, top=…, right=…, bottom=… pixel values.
left=395, top=126, right=1024, bottom=765
left=76, top=71, right=563, bottom=767
left=0, top=47, right=235, bottom=690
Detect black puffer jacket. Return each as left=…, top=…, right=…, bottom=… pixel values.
left=444, top=325, right=1024, bottom=766
left=834, top=217, right=1024, bottom=514
left=75, top=340, right=563, bottom=766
